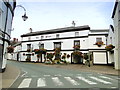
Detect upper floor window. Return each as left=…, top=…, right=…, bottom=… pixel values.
left=54, top=42, right=61, bottom=49
left=96, top=37, right=102, bottom=42
left=56, top=34, right=59, bottom=38
left=75, top=32, right=79, bottom=37
left=41, top=36, right=44, bottom=39
left=74, top=40, right=80, bottom=50
left=74, top=40, right=80, bottom=46
left=27, top=44, right=31, bottom=50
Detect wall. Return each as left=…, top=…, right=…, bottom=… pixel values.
left=0, top=1, right=16, bottom=72
left=113, top=1, right=120, bottom=70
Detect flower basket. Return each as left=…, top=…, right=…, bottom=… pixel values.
left=73, top=45, right=80, bottom=50
left=7, top=46, right=14, bottom=53
left=47, top=53, right=54, bottom=61
left=34, top=49, right=47, bottom=54
left=23, top=53, right=25, bottom=56
left=32, top=53, right=34, bottom=56
left=27, top=49, right=31, bottom=52
left=105, top=44, right=115, bottom=51
left=95, top=41, right=104, bottom=47
left=67, top=54, right=70, bottom=59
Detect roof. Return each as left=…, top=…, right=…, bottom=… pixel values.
left=90, top=29, right=109, bottom=32
left=112, top=0, right=119, bottom=18
left=21, top=25, right=90, bottom=37
left=13, top=42, right=21, bottom=47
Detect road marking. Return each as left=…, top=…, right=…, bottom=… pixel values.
left=77, top=76, right=97, bottom=85
left=21, top=71, right=28, bottom=77
left=64, top=77, right=79, bottom=86
left=52, top=77, right=63, bottom=86
left=54, top=74, right=62, bottom=76
left=18, top=78, right=32, bottom=88
left=37, top=78, right=46, bottom=87
left=90, top=76, right=112, bottom=84
left=44, top=75, right=51, bottom=77
left=99, top=76, right=113, bottom=80
left=31, top=75, right=38, bottom=77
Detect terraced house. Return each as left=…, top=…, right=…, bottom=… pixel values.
left=8, top=25, right=115, bottom=65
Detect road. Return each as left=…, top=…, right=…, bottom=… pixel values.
left=7, top=60, right=119, bottom=89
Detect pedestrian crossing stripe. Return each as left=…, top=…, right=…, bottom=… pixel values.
left=18, top=78, right=32, bottom=88
left=37, top=78, right=46, bottom=87
left=52, top=77, right=63, bottom=86
left=89, top=76, right=112, bottom=84
left=64, top=77, right=79, bottom=86
left=17, top=76, right=114, bottom=88
left=77, top=76, right=97, bottom=85
left=99, top=76, right=113, bottom=80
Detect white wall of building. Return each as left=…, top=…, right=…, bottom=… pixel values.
left=112, top=1, right=120, bottom=70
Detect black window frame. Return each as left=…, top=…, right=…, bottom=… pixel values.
left=54, top=42, right=61, bottom=49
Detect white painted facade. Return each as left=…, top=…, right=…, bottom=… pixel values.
left=0, top=1, right=16, bottom=72
left=10, top=26, right=112, bottom=65
left=112, top=0, right=120, bottom=70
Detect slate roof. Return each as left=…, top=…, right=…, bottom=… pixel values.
left=21, top=25, right=90, bottom=37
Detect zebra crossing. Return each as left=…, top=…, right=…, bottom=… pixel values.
left=16, top=74, right=118, bottom=88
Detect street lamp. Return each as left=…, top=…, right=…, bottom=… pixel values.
left=16, top=5, right=28, bottom=21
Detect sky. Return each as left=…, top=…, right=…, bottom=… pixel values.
left=11, top=0, right=115, bottom=40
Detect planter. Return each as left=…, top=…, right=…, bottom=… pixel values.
left=7, top=46, right=14, bottom=53
left=97, top=45, right=101, bottom=47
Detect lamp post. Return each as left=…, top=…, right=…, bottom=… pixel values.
left=15, top=5, right=28, bottom=21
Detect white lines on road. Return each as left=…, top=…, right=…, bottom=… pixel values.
left=21, top=71, right=28, bottom=77
left=54, top=74, right=62, bottom=76
left=18, top=78, right=32, bottom=88
left=37, top=78, right=46, bottom=87
left=77, top=76, right=97, bottom=85
left=44, top=75, right=51, bottom=77
left=89, top=76, right=112, bottom=84
left=52, top=77, right=63, bottom=86
left=99, top=76, right=113, bottom=80
left=64, top=77, right=79, bottom=86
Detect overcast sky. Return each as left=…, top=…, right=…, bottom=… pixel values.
left=11, top=0, right=115, bottom=40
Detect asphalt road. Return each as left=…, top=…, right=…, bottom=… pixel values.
left=7, top=61, right=119, bottom=89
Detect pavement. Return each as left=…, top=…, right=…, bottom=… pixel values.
left=1, top=60, right=120, bottom=89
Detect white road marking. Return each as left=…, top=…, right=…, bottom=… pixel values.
left=64, top=77, right=79, bottom=86
left=21, top=71, right=28, bottom=77
left=99, top=76, right=113, bottom=80
left=37, top=78, right=46, bottom=87
left=90, top=76, right=112, bottom=84
left=44, top=75, right=51, bottom=77
left=31, top=75, right=38, bottom=77
left=52, top=77, right=63, bottom=86
left=54, top=74, right=62, bottom=76
left=77, top=76, right=97, bottom=85
left=18, top=78, right=32, bottom=88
